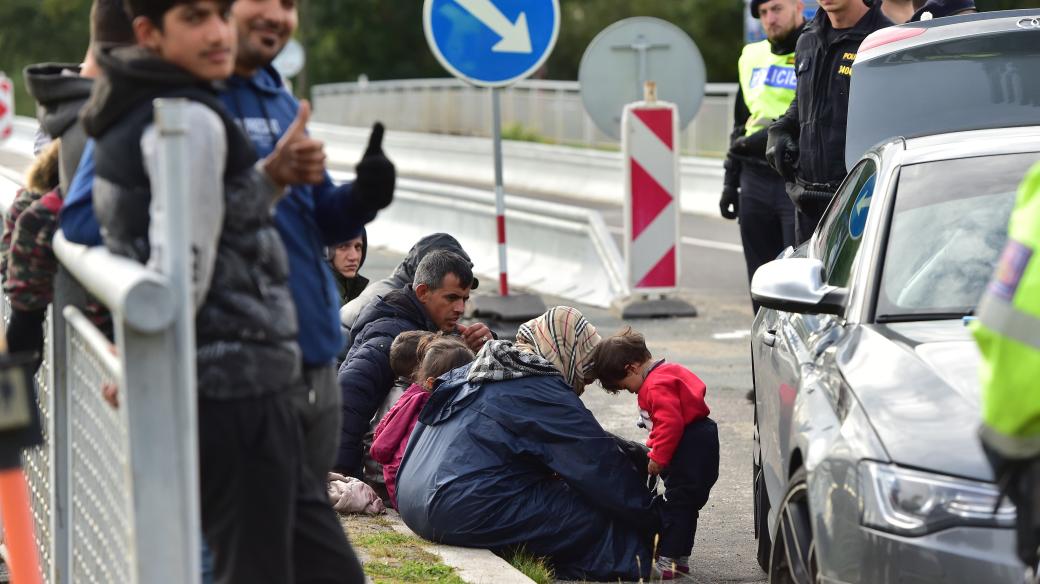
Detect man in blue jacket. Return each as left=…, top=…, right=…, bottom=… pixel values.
left=60, top=0, right=394, bottom=484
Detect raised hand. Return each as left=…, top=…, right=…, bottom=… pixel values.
left=354, top=122, right=395, bottom=212
left=263, top=100, right=327, bottom=189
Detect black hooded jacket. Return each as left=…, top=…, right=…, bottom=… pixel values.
left=336, top=286, right=440, bottom=476
left=82, top=45, right=301, bottom=400
left=769, top=2, right=892, bottom=187
left=23, top=63, right=93, bottom=194
left=339, top=233, right=477, bottom=341
left=329, top=228, right=369, bottom=307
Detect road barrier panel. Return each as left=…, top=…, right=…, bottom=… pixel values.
left=616, top=89, right=697, bottom=318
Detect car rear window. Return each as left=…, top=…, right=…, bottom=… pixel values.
left=876, top=152, right=1038, bottom=321
left=846, top=31, right=1040, bottom=169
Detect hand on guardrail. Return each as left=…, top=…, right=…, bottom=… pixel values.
left=263, top=100, right=327, bottom=189
left=353, top=122, right=395, bottom=212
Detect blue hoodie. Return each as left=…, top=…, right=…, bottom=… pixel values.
left=59, top=65, right=375, bottom=366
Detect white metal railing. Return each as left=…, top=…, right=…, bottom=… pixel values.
left=312, top=78, right=739, bottom=157
left=1, top=99, right=200, bottom=584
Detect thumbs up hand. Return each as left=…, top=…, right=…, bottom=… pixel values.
left=354, top=122, right=395, bottom=212
left=262, top=100, right=327, bottom=190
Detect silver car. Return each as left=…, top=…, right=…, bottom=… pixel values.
left=751, top=11, right=1040, bottom=583
left=751, top=127, right=1038, bottom=584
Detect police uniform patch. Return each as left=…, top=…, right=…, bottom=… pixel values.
left=990, top=239, right=1033, bottom=301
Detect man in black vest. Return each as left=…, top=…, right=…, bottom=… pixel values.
left=80, top=1, right=363, bottom=581
left=766, top=0, right=891, bottom=243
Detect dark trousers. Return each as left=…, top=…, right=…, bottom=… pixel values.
left=658, top=418, right=720, bottom=559
left=739, top=166, right=796, bottom=312
left=199, top=393, right=365, bottom=584
left=293, top=364, right=343, bottom=484
left=795, top=208, right=824, bottom=246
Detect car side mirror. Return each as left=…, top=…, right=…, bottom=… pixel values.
left=751, top=258, right=847, bottom=316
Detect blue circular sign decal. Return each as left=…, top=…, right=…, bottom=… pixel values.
left=848, top=175, right=875, bottom=240
left=424, top=0, right=560, bottom=87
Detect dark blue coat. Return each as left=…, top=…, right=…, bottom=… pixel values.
left=396, top=367, right=659, bottom=581
left=336, top=286, right=438, bottom=475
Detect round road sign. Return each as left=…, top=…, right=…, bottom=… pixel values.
left=423, top=0, right=560, bottom=88
left=579, top=17, right=706, bottom=140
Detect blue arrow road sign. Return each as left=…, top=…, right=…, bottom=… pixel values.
left=848, top=174, right=875, bottom=240
left=424, top=0, right=560, bottom=87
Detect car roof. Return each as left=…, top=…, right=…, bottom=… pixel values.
left=857, top=9, right=1040, bottom=64
left=892, top=126, right=1040, bottom=166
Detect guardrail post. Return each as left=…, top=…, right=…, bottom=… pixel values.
left=48, top=267, right=82, bottom=584
left=117, top=98, right=199, bottom=584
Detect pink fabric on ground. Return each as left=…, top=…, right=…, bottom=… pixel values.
left=370, top=383, right=431, bottom=508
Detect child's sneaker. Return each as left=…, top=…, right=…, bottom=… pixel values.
left=677, top=555, right=691, bottom=574
left=655, top=556, right=680, bottom=580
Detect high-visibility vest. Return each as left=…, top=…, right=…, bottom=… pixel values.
left=737, top=40, right=797, bottom=137
left=974, top=161, right=1040, bottom=459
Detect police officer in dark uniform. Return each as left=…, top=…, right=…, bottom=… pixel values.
left=766, top=0, right=892, bottom=243
left=720, top=0, right=805, bottom=311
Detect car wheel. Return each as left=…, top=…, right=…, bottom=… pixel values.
left=768, top=468, right=817, bottom=584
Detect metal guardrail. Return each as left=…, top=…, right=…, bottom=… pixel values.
left=336, top=172, right=629, bottom=307
left=0, top=99, right=200, bottom=584
left=312, top=78, right=739, bottom=158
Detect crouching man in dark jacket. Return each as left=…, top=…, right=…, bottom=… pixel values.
left=336, top=249, right=492, bottom=478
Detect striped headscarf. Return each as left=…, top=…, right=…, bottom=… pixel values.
left=515, top=306, right=602, bottom=395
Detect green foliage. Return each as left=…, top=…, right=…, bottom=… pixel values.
left=364, top=561, right=467, bottom=584
left=505, top=547, right=555, bottom=584
left=0, top=0, right=92, bottom=116
left=3, top=0, right=1037, bottom=115
left=501, top=122, right=547, bottom=143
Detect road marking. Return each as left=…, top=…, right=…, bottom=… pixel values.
left=713, top=329, right=751, bottom=340
left=681, top=236, right=743, bottom=254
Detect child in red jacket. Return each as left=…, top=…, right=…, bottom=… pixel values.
left=371, top=335, right=474, bottom=508
left=590, top=328, right=720, bottom=580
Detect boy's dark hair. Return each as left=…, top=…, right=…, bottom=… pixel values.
left=417, top=337, right=474, bottom=387
left=389, top=330, right=435, bottom=382
left=588, top=327, right=652, bottom=392
left=123, top=0, right=231, bottom=29
left=92, top=0, right=135, bottom=45
left=413, top=249, right=474, bottom=291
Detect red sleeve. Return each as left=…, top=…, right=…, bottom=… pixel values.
left=645, top=381, right=685, bottom=467
left=370, top=397, right=410, bottom=464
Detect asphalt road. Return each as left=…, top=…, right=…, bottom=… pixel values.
left=362, top=247, right=764, bottom=584
left=3, top=137, right=761, bottom=583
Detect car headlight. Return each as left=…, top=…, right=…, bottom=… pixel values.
left=860, top=460, right=1015, bottom=536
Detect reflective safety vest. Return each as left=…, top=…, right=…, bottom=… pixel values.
left=737, top=40, right=797, bottom=137
left=974, top=162, right=1040, bottom=459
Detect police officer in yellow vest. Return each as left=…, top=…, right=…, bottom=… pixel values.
left=974, top=162, right=1040, bottom=573
left=720, top=0, right=806, bottom=312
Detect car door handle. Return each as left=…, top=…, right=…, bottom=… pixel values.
left=762, top=329, right=777, bottom=347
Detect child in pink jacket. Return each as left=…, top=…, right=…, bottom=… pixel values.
left=371, top=336, right=475, bottom=508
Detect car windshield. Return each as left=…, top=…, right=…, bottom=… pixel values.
left=876, top=152, right=1038, bottom=322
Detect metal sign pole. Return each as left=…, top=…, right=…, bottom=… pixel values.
left=492, top=88, right=509, bottom=296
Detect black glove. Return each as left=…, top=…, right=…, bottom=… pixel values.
left=766, top=128, right=799, bottom=183
left=354, top=123, right=395, bottom=213
left=719, top=185, right=739, bottom=220
left=730, top=129, right=768, bottom=159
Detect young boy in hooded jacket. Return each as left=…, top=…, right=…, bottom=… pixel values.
left=80, top=1, right=363, bottom=581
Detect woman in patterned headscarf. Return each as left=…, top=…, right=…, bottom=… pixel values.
left=396, top=307, right=660, bottom=582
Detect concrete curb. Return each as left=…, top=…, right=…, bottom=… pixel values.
left=383, top=513, right=535, bottom=584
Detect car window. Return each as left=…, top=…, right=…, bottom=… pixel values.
left=846, top=30, right=1040, bottom=169
left=876, top=152, right=1037, bottom=321
left=814, top=159, right=877, bottom=288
